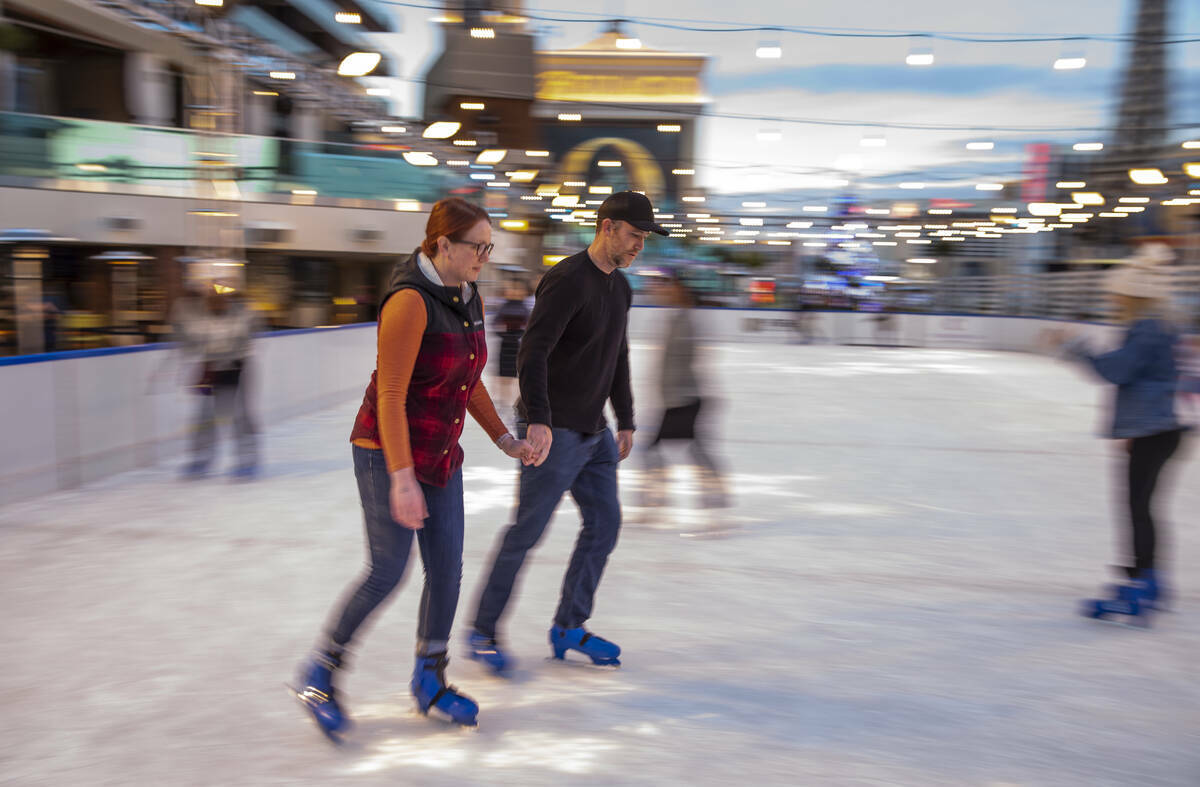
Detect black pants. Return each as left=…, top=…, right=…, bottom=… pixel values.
left=1126, top=428, right=1184, bottom=573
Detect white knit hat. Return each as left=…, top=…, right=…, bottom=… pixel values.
left=1104, top=242, right=1174, bottom=300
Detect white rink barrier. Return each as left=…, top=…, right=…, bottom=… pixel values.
left=0, top=323, right=377, bottom=506
left=0, top=310, right=1122, bottom=505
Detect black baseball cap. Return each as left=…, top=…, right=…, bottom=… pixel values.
left=597, top=191, right=669, bottom=236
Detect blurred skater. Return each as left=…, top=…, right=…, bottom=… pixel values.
left=1056, top=242, right=1187, bottom=623
left=638, top=269, right=729, bottom=516
left=492, top=278, right=530, bottom=425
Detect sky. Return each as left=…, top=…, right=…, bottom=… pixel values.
left=360, top=1, right=1200, bottom=197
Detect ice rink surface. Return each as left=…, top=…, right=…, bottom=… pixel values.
left=2, top=340, right=1199, bottom=786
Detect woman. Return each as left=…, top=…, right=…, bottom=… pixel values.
left=1061, top=242, right=1186, bottom=623
left=295, top=198, right=532, bottom=734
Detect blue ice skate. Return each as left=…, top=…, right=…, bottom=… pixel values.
left=549, top=625, right=621, bottom=666
left=412, top=652, right=478, bottom=726
left=1081, top=580, right=1153, bottom=626
left=293, top=650, right=349, bottom=740
left=466, top=631, right=515, bottom=675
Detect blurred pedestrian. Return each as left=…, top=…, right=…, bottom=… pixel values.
left=173, top=280, right=259, bottom=479
left=492, top=278, right=530, bottom=424
left=293, top=198, right=532, bottom=735
left=638, top=269, right=729, bottom=515
left=466, top=191, right=667, bottom=673
left=1058, top=242, right=1187, bottom=623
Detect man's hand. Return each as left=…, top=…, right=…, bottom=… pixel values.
left=526, top=424, right=553, bottom=467
left=389, top=467, right=428, bottom=529
left=617, top=429, right=634, bottom=461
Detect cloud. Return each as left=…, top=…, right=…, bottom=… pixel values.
left=708, top=63, right=1118, bottom=100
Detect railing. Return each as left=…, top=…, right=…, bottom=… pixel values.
left=0, top=111, right=463, bottom=203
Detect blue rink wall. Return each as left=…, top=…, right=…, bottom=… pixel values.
left=0, top=309, right=1123, bottom=506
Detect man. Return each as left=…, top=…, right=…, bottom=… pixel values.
left=468, top=191, right=667, bottom=671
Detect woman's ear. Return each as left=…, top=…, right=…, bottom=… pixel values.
left=435, top=235, right=449, bottom=257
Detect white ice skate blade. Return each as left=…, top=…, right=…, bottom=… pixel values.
left=544, top=655, right=621, bottom=670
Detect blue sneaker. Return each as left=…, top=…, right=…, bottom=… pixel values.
left=411, top=652, right=478, bottom=726
left=549, top=625, right=621, bottom=666
left=466, top=631, right=514, bottom=675
left=294, top=649, right=349, bottom=739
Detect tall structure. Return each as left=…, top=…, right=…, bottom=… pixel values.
left=1110, top=0, right=1171, bottom=162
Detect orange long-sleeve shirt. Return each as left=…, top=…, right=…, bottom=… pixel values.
left=352, top=289, right=508, bottom=472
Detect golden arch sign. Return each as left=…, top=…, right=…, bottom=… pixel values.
left=557, top=137, right=665, bottom=202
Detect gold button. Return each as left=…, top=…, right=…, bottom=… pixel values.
left=469, top=353, right=475, bottom=360
left=452, top=296, right=460, bottom=303
left=443, top=449, right=449, bottom=455
left=463, top=321, right=469, bottom=327
left=460, top=385, right=467, bottom=391
left=454, top=418, right=460, bottom=424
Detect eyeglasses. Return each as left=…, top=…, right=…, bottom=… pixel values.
left=451, top=239, right=494, bottom=258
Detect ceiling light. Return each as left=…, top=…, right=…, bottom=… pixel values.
left=1053, top=56, right=1086, bottom=70
left=906, top=53, right=934, bottom=66
left=976, top=183, right=1004, bottom=191
left=402, top=151, right=438, bottom=166
left=475, top=149, right=507, bottom=165
left=470, top=27, right=495, bottom=39
left=742, top=201, right=766, bottom=208
left=380, top=125, right=406, bottom=133
left=755, top=45, right=782, bottom=59
left=334, top=12, right=361, bottom=24
left=269, top=71, right=296, bottom=80
left=422, top=121, right=460, bottom=139
left=460, top=102, right=485, bottom=110
left=597, top=160, right=621, bottom=167
left=557, top=113, right=582, bottom=122
left=1129, top=168, right=1167, bottom=185
left=657, top=124, right=682, bottom=133
left=526, top=150, right=550, bottom=157
left=337, top=52, right=381, bottom=77
left=1073, top=142, right=1103, bottom=151
left=966, top=141, right=995, bottom=150
left=672, top=168, right=694, bottom=175
left=615, top=37, right=641, bottom=50
left=1072, top=192, right=1104, bottom=206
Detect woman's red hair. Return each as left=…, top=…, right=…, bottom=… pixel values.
left=421, top=197, right=490, bottom=258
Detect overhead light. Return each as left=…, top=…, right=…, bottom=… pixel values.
left=334, top=11, right=361, bottom=24
left=906, top=52, right=934, bottom=66
left=597, top=160, right=621, bottom=167
left=802, top=205, right=827, bottom=212
left=739, top=218, right=763, bottom=226
left=742, top=201, right=766, bottom=208
left=899, top=182, right=924, bottom=189
left=551, top=195, right=579, bottom=208
left=681, top=196, right=705, bottom=203
left=657, top=124, right=682, bottom=133
left=1027, top=202, right=1063, bottom=216
left=291, top=189, right=317, bottom=196
left=1182, top=162, right=1200, bottom=178
left=500, top=219, right=529, bottom=231
left=394, top=199, right=420, bottom=211
left=1119, top=197, right=1150, bottom=203
left=1056, top=181, right=1086, bottom=188
left=615, top=37, right=641, bottom=50
left=475, top=149, right=508, bottom=165
left=422, top=121, right=460, bottom=139
left=402, top=151, right=438, bottom=166
left=507, top=170, right=538, bottom=182
left=380, top=125, right=406, bottom=133
left=75, top=163, right=107, bottom=172
left=860, top=136, right=887, bottom=148
left=338, top=52, right=381, bottom=77
left=270, top=71, right=296, bottom=80
left=460, top=102, right=485, bottom=110
left=1072, top=192, right=1105, bottom=206
left=469, top=172, right=495, bottom=181
left=966, top=141, right=995, bottom=150
left=907, top=258, right=937, bottom=264
left=470, top=27, right=496, bottom=39
left=928, top=208, right=953, bottom=215
left=557, top=113, right=582, bottom=122
left=446, top=160, right=470, bottom=167
left=365, top=87, right=390, bottom=97
left=589, top=185, right=613, bottom=194
left=525, top=150, right=550, bottom=157
left=194, top=0, right=223, bottom=6
left=563, top=180, right=586, bottom=187
left=976, top=183, right=1004, bottom=191
left=1115, top=206, right=1145, bottom=213
left=755, top=44, right=782, bottom=59
left=672, top=168, right=694, bottom=175
left=1073, top=142, right=1103, bottom=151
left=1053, top=56, right=1087, bottom=70
left=252, top=90, right=279, bottom=96
left=1183, top=141, right=1200, bottom=150
left=452, top=139, right=477, bottom=146
left=1129, top=168, right=1167, bottom=185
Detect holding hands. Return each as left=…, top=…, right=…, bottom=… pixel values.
left=499, top=433, right=537, bottom=466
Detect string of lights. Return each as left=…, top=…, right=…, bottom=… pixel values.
left=371, top=0, right=1200, bottom=45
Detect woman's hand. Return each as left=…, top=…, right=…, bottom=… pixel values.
left=499, top=434, right=536, bottom=466
left=389, top=468, right=428, bottom=529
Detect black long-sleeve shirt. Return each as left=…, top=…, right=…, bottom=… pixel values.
left=516, top=250, right=635, bottom=433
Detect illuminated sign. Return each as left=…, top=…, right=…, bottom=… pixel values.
left=536, top=71, right=703, bottom=104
